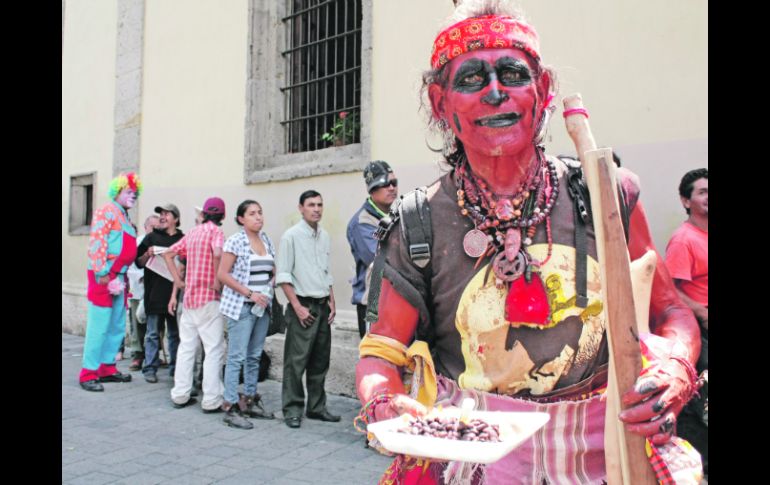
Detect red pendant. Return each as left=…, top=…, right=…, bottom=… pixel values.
left=505, top=271, right=550, bottom=325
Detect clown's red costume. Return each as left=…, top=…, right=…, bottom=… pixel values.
left=79, top=172, right=141, bottom=392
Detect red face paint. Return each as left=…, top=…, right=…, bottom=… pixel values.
left=437, top=48, right=544, bottom=159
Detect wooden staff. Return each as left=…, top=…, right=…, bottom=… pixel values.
left=563, top=94, right=657, bottom=485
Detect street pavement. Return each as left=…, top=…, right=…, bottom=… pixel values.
left=62, top=332, right=392, bottom=484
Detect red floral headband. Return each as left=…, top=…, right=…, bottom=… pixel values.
left=430, top=15, right=541, bottom=70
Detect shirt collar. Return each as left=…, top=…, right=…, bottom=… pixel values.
left=299, top=218, right=320, bottom=238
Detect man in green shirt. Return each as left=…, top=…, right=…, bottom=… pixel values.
left=276, top=190, right=340, bottom=428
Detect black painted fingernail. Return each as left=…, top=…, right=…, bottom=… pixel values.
left=659, top=419, right=674, bottom=433
left=637, top=382, right=658, bottom=394
left=652, top=401, right=666, bottom=413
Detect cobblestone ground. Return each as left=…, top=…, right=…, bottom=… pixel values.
left=62, top=333, right=391, bottom=484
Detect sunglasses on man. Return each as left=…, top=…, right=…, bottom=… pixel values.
left=375, top=179, right=398, bottom=189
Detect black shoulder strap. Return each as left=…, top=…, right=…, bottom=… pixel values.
left=562, top=156, right=630, bottom=309
left=365, top=204, right=399, bottom=325
left=563, top=157, right=590, bottom=308
left=365, top=188, right=433, bottom=326
left=399, top=188, right=432, bottom=270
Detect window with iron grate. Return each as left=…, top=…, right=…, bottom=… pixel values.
left=281, top=0, right=362, bottom=153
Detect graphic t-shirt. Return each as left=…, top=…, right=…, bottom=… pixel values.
left=379, top=157, right=639, bottom=396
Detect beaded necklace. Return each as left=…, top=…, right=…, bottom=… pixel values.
left=454, top=146, right=559, bottom=326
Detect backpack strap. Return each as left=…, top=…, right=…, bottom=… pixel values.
left=561, top=156, right=630, bottom=309
left=562, top=156, right=590, bottom=309
left=364, top=208, right=398, bottom=325
left=365, top=188, right=433, bottom=330
left=398, top=188, right=432, bottom=270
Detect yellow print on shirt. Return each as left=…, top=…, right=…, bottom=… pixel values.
left=455, top=244, right=605, bottom=396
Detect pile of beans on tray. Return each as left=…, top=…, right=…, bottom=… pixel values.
left=398, top=416, right=501, bottom=442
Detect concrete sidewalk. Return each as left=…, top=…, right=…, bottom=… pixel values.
left=62, top=333, right=391, bottom=484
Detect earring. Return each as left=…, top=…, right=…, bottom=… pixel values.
left=439, top=118, right=457, bottom=158
left=533, top=105, right=555, bottom=147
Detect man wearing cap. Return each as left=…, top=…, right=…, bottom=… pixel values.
left=135, top=203, right=185, bottom=383
left=346, top=161, right=399, bottom=338
left=163, top=197, right=227, bottom=412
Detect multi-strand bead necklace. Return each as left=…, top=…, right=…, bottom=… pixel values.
left=454, top=147, right=559, bottom=326
left=455, top=148, right=558, bottom=282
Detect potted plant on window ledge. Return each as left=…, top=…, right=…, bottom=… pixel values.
left=321, top=110, right=359, bottom=147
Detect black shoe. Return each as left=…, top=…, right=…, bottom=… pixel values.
left=80, top=380, right=104, bottom=392
left=144, top=373, right=158, bottom=383
left=285, top=416, right=302, bottom=428
left=190, top=388, right=199, bottom=397
left=172, top=397, right=197, bottom=409
left=306, top=410, right=341, bottom=422
left=99, top=371, right=132, bottom=383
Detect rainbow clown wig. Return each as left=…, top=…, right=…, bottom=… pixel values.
left=107, top=172, right=143, bottom=200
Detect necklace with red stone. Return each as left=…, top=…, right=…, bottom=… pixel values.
left=455, top=151, right=558, bottom=270
left=454, top=148, right=559, bottom=327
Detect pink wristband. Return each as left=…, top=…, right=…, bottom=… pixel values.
left=563, top=107, right=589, bottom=119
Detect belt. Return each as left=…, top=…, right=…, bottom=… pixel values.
left=298, top=295, right=329, bottom=304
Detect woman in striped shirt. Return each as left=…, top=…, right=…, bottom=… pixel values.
left=218, top=200, right=277, bottom=429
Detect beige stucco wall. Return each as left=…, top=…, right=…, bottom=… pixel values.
left=140, top=0, right=248, bottom=190
left=62, top=0, right=119, bottom=292
left=63, top=0, right=707, bottom=318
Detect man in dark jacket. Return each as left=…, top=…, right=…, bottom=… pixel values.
left=346, top=161, right=398, bottom=338
left=135, top=203, right=184, bottom=383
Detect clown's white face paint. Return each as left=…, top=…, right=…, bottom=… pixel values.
left=116, top=188, right=137, bottom=209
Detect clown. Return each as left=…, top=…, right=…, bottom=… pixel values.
left=355, top=2, right=702, bottom=484
left=79, top=172, right=142, bottom=392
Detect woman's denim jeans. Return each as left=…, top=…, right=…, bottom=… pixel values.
left=223, top=303, right=269, bottom=404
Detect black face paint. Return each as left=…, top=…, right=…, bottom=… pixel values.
left=451, top=57, right=533, bottom=93
left=531, top=104, right=537, bottom=128
left=452, top=59, right=487, bottom=93
left=494, top=57, right=533, bottom=87
left=481, top=86, right=508, bottom=106
left=453, top=112, right=462, bottom=133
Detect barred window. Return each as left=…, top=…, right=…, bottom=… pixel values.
left=69, top=172, right=95, bottom=235
left=282, top=0, right=362, bottom=153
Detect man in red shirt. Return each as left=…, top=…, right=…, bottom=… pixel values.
left=665, top=168, right=708, bottom=473
left=665, top=169, right=708, bottom=364
left=163, top=197, right=227, bottom=413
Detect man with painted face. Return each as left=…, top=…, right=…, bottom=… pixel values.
left=355, top=3, right=702, bottom=483
left=79, top=172, right=142, bottom=392
left=347, top=161, right=399, bottom=338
